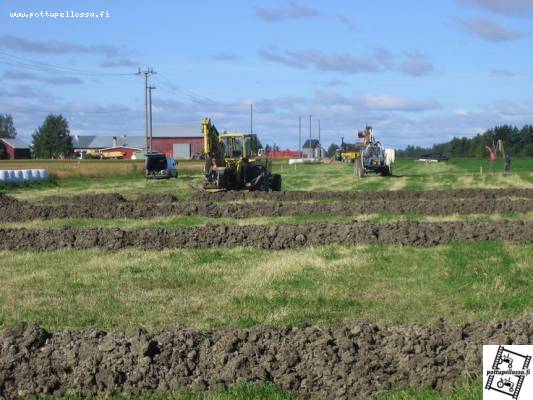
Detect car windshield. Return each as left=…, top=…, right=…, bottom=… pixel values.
left=221, top=136, right=244, bottom=158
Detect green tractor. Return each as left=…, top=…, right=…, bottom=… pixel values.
left=202, top=118, right=282, bottom=191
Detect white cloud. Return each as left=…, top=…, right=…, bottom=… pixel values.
left=458, top=17, right=528, bottom=41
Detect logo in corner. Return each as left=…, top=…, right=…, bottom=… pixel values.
left=483, top=345, right=532, bottom=399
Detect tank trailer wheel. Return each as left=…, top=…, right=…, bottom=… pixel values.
left=271, top=174, right=282, bottom=191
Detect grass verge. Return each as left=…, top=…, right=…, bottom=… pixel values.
left=0, top=212, right=530, bottom=231
left=44, top=379, right=483, bottom=399
left=1, top=243, right=530, bottom=331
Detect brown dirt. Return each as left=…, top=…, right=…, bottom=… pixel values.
left=0, top=221, right=530, bottom=251
left=1, top=319, right=531, bottom=399
left=192, top=188, right=533, bottom=202
left=1, top=193, right=531, bottom=222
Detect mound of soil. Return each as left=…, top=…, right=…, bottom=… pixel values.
left=134, top=193, right=178, bottom=203
left=1, top=319, right=531, bottom=399
left=0, top=193, right=19, bottom=208
left=1, top=193, right=532, bottom=222
left=191, top=188, right=533, bottom=202
left=0, top=221, right=530, bottom=251
left=40, top=193, right=128, bottom=206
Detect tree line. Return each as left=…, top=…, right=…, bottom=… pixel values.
left=395, top=125, right=533, bottom=158
left=0, top=114, right=72, bottom=159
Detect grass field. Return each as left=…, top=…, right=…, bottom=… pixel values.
left=1, top=157, right=532, bottom=399
left=1, top=243, right=530, bottom=331
left=50, top=379, right=482, bottom=400
left=2, top=157, right=532, bottom=202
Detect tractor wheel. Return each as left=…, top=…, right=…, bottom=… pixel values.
left=216, top=171, right=226, bottom=189
left=271, top=174, right=282, bottom=191
left=381, top=165, right=392, bottom=177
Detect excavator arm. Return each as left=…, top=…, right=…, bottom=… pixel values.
left=202, top=118, right=224, bottom=167
left=202, top=118, right=228, bottom=189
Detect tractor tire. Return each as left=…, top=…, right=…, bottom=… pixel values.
left=271, top=174, right=282, bottom=191
left=216, top=171, right=227, bottom=189
left=381, top=165, right=392, bottom=177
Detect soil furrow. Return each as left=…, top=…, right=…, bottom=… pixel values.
left=1, top=194, right=532, bottom=222
left=191, top=188, right=533, bottom=202
left=1, top=319, right=531, bottom=399
left=0, top=221, right=530, bottom=251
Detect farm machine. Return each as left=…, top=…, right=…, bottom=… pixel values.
left=334, top=138, right=360, bottom=163
left=202, top=118, right=282, bottom=191
left=347, top=126, right=395, bottom=177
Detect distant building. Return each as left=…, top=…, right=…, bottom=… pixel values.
left=71, top=125, right=203, bottom=160
left=150, top=125, right=203, bottom=159
left=268, top=150, right=300, bottom=158
left=0, top=138, right=31, bottom=160
left=302, top=139, right=324, bottom=158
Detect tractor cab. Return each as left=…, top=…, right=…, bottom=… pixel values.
left=219, top=133, right=261, bottom=160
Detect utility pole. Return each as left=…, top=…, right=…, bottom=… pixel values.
left=298, top=116, right=302, bottom=158
left=318, top=119, right=321, bottom=159
left=250, top=103, right=253, bottom=134
left=309, top=115, right=312, bottom=158
left=137, top=67, right=156, bottom=153
left=148, top=85, right=156, bottom=152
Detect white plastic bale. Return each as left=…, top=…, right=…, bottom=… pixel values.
left=6, top=170, right=14, bottom=183
left=22, top=169, right=32, bottom=182
left=0, top=170, right=9, bottom=183
left=15, top=170, right=24, bottom=184
left=31, top=169, right=41, bottom=181
left=39, top=169, right=49, bottom=181
left=8, top=170, right=18, bottom=184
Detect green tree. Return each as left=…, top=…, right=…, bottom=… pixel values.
left=0, top=114, right=17, bottom=138
left=326, top=143, right=339, bottom=157
left=32, top=114, right=72, bottom=159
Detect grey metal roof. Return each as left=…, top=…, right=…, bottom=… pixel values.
left=71, top=135, right=96, bottom=148
left=87, top=136, right=114, bottom=149
left=71, top=129, right=201, bottom=150
left=152, top=125, right=202, bottom=138
left=1, top=138, right=30, bottom=149
left=117, top=136, right=145, bottom=149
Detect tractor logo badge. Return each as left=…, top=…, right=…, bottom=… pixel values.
left=483, top=345, right=532, bottom=399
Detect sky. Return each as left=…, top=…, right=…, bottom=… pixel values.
left=1, top=0, right=532, bottom=149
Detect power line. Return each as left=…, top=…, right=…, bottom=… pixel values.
left=0, top=51, right=137, bottom=77
left=154, top=73, right=218, bottom=105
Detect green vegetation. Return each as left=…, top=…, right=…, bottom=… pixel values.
left=1, top=212, right=531, bottom=231
left=397, top=125, right=533, bottom=157
left=32, top=114, right=73, bottom=159
left=0, top=243, right=530, bottom=331
left=375, top=380, right=481, bottom=400
left=48, top=379, right=482, bottom=400
left=0, top=114, right=17, bottom=139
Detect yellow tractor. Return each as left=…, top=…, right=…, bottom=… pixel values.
left=202, top=118, right=282, bottom=191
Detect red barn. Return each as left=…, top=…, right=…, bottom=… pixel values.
left=151, top=126, right=203, bottom=159
left=71, top=126, right=203, bottom=160
left=0, top=138, right=31, bottom=160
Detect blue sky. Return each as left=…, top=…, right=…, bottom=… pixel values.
left=1, top=0, right=532, bottom=149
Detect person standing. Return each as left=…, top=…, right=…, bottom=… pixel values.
left=504, top=153, right=511, bottom=176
